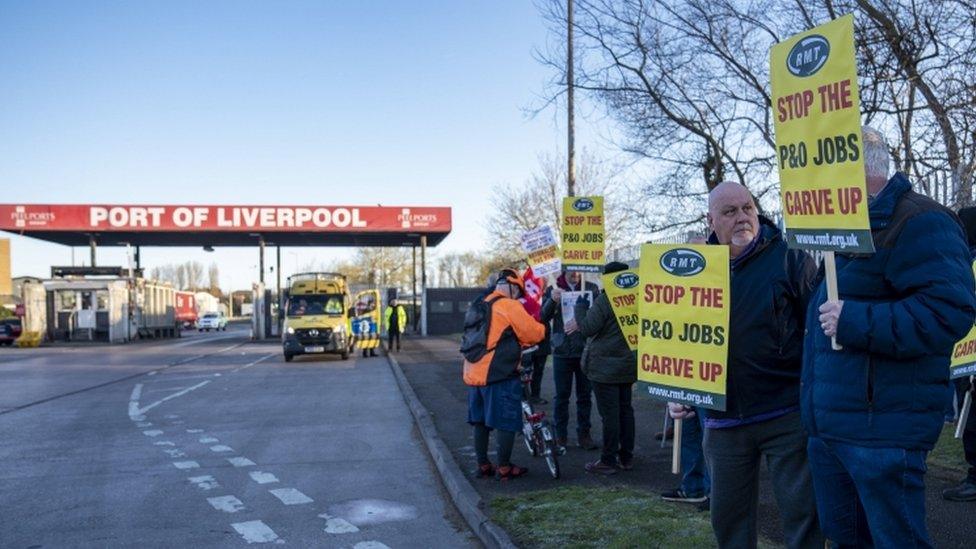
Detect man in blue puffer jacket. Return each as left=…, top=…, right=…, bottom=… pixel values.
left=803, top=126, right=976, bottom=548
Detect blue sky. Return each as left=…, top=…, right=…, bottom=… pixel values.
left=0, top=1, right=611, bottom=290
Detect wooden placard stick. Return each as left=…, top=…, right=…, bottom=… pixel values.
left=671, top=417, right=683, bottom=475
left=824, top=251, right=842, bottom=351
left=956, top=376, right=973, bottom=439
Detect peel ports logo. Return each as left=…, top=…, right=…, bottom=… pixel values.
left=572, top=198, right=594, bottom=212
left=397, top=208, right=438, bottom=229
left=613, top=272, right=639, bottom=289
left=787, top=35, right=830, bottom=77
left=660, top=248, right=706, bottom=277
left=10, top=205, right=56, bottom=228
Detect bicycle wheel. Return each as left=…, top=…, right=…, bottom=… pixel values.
left=521, top=419, right=538, bottom=457
left=539, top=421, right=560, bottom=479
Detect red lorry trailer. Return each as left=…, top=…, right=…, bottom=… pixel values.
left=175, top=291, right=198, bottom=329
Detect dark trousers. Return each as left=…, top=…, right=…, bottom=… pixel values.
left=387, top=330, right=400, bottom=351
left=591, top=381, right=634, bottom=466
left=808, top=436, right=931, bottom=548
left=703, top=411, right=822, bottom=549
left=680, top=410, right=710, bottom=497
left=552, top=355, right=591, bottom=440
left=529, top=352, right=547, bottom=398
left=956, top=378, right=976, bottom=481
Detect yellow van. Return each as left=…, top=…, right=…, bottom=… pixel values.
left=282, top=272, right=350, bottom=362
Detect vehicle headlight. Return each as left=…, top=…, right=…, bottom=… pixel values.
left=286, top=326, right=295, bottom=334
left=334, top=325, right=345, bottom=334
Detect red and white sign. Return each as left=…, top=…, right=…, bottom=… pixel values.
left=0, top=204, right=451, bottom=233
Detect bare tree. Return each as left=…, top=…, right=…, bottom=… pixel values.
left=485, top=150, right=638, bottom=261
left=207, top=263, right=221, bottom=295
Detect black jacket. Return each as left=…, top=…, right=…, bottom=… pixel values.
left=706, top=218, right=818, bottom=420
left=574, top=291, right=637, bottom=384
left=540, top=276, right=600, bottom=358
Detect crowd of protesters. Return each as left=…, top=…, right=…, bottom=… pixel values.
left=460, top=126, right=976, bottom=548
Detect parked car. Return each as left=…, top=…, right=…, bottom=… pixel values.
left=197, top=312, right=228, bottom=331
left=0, top=317, right=23, bottom=345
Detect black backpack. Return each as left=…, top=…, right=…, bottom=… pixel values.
left=460, top=295, right=503, bottom=362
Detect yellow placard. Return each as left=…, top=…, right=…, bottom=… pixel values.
left=561, top=196, right=605, bottom=272
left=950, top=261, right=976, bottom=379
left=602, top=269, right=640, bottom=351
left=770, top=14, right=874, bottom=253
left=638, top=244, right=730, bottom=411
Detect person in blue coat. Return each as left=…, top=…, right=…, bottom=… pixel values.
left=803, top=127, right=976, bottom=548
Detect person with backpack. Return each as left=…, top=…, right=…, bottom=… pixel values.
left=462, top=268, right=546, bottom=480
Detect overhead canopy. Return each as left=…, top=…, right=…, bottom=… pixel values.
left=0, top=204, right=451, bottom=247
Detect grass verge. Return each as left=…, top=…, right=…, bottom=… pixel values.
left=928, top=423, right=966, bottom=475
left=490, top=485, right=718, bottom=548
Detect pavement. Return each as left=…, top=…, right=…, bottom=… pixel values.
left=0, top=327, right=478, bottom=548
left=394, top=334, right=976, bottom=548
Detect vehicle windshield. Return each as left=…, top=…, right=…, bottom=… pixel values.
left=203, top=313, right=218, bottom=319
left=287, top=295, right=344, bottom=316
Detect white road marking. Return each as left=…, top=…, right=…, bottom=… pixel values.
left=269, top=488, right=313, bottom=505
left=214, top=373, right=222, bottom=377
left=353, top=543, right=390, bottom=549
left=231, top=353, right=275, bottom=373
left=173, top=461, right=200, bottom=470
left=319, top=513, right=359, bottom=534
left=188, top=475, right=219, bottom=490
left=227, top=457, right=256, bottom=467
left=142, top=430, right=164, bottom=437
left=186, top=429, right=204, bottom=434
left=165, top=414, right=179, bottom=419
left=210, top=445, right=233, bottom=453
left=136, top=380, right=211, bottom=415
left=231, top=520, right=284, bottom=544
left=199, top=436, right=219, bottom=443
left=128, top=383, right=144, bottom=420
left=164, top=448, right=187, bottom=458
left=170, top=420, right=185, bottom=425
left=154, top=441, right=176, bottom=446
left=207, top=495, right=245, bottom=513
left=249, top=471, right=279, bottom=485
left=147, top=371, right=158, bottom=376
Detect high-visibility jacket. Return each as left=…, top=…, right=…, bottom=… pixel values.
left=384, top=305, right=407, bottom=333
left=463, top=290, right=545, bottom=386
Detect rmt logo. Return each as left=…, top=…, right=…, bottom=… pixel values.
left=787, top=35, right=830, bottom=77
left=659, top=248, right=706, bottom=277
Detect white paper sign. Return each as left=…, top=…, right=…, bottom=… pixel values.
left=521, top=226, right=562, bottom=278
left=560, top=290, right=592, bottom=326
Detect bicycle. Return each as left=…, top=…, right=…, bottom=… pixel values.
left=518, top=347, right=561, bottom=479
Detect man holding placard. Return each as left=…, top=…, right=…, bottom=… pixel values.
left=698, top=182, right=820, bottom=549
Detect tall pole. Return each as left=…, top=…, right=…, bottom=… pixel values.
left=420, top=235, right=428, bottom=337
left=276, top=245, right=282, bottom=334
left=89, top=235, right=97, bottom=267
left=567, top=0, right=576, bottom=198
left=258, top=237, right=265, bottom=284
left=412, top=245, right=418, bottom=334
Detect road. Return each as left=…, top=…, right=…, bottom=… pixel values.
left=0, top=328, right=477, bottom=548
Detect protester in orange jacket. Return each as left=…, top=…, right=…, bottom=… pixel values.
left=462, top=268, right=545, bottom=480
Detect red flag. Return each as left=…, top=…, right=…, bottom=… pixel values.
left=520, top=266, right=545, bottom=321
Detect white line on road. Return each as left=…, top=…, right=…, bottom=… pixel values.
left=269, top=488, right=313, bottom=505
left=172, top=461, right=200, bottom=470
left=128, top=383, right=144, bottom=420
left=136, top=422, right=152, bottom=427
left=249, top=471, right=279, bottom=485
left=210, top=445, right=233, bottom=453
left=207, top=495, right=245, bottom=513
left=154, top=441, right=176, bottom=446
left=164, top=448, right=187, bottom=458
left=227, top=457, right=256, bottom=467
left=137, top=380, right=212, bottom=415
left=353, top=542, right=391, bottom=549
left=231, top=353, right=276, bottom=373
left=165, top=414, right=179, bottom=419
left=319, top=513, right=359, bottom=534
left=199, top=436, right=219, bottom=443
left=142, top=430, right=164, bottom=437
left=188, top=475, right=219, bottom=490
left=231, top=520, right=284, bottom=544
left=187, top=429, right=204, bottom=433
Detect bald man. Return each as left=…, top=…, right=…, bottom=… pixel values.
left=702, top=182, right=822, bottom=549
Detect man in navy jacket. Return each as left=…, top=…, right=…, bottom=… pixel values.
left=803, top=127, right=976, bottom=547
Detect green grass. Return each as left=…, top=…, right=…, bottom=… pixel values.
left=928, top=423, right=967, bottom=475
left=489, top=485, right=718, bottom=549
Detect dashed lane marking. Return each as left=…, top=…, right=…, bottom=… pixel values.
left=142, top=430, right=164, bottom=437
left=230, top=353, right=276, bottom=373
left=173, top=461, right=200, bottom=470
left=136, top=380, right=212, bottom=416
left=154, top=441, right=176, bottom=446
left=207, top=495, right=245, bottom=513
left=210, top=445, right=234, bottom=453
left=353, top=542, right=391, bottom=549
left=269, top=488, right=313, bottom=505
left=249, top=471, right=279, bottom=485
left=227, top=457, right=256, bottom=468
left=187, top=429, right=204, bottom=434
left=188, top=475, right=220, bottom=490
left=231, top=520, right=285, bottom=544
left=164, top=448, right=187, bottom=458
left=199, top=436, right=219, bottom=443
left=319, top=513, right=359, bottom=534
left=136, top=422, right=152, bottom=427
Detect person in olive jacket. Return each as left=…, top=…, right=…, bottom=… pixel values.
left=574, top=261, right=637, bottom=475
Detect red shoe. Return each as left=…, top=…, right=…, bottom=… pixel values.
left=476, top=463, right=495, bottom=478
left=496, top=464, right=528, bottom=481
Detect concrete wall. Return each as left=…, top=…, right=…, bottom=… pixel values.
left=0, top=239, right=11, bottom=297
